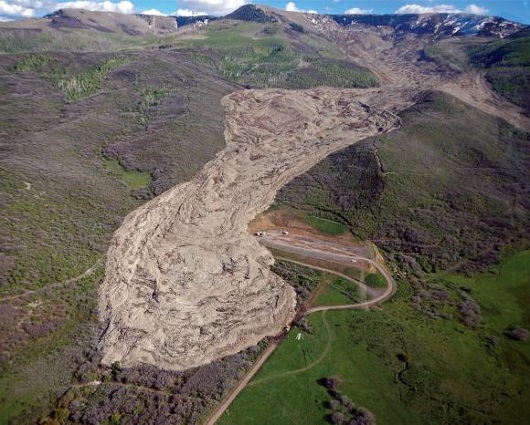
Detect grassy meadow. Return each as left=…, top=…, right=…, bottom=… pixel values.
left=220, top=250, right=530, bottom=425
left=314, top=276, right=364, bottom=306
left=306, top=216, right=349, bottom=236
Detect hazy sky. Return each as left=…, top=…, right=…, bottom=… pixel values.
left=1, top=1, right=529, bottom=24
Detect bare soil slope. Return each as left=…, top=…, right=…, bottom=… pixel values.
left=98, top=88, right=400, bottom=371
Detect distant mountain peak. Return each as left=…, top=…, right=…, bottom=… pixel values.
left=225, top=4, right=279, bottom=23
left=44, top=8, right=179, bottom=35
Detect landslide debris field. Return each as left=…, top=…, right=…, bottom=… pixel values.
left=99, top=87, right=400, bottom=371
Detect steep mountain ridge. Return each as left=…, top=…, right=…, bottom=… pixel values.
left=0, top=4, right=525, bottom=53
left=224, top=4, right=525, bottom=39
left=0, top=9, right=180, bottom=51
left=225, top=4, right=278, bottom=23
left=331, top=12, right=524, bottom=39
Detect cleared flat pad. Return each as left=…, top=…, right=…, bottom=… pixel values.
left=98, top=88, right=399, bottom=371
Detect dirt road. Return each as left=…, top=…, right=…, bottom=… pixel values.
left=305, top=253, right=395, bottom=312
left=261, top=230, right=371, bottom=266
left=0, top=256, right=104, bottom=303
left=204, top=342, right=279, bottom=425
left=258, top=231, right=396, bottom=311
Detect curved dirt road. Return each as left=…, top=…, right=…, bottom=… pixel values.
left=305, top=256, right=395, bottom=313
left=204, top=250, right=395, bottom=425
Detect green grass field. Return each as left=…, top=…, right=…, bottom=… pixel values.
left=364, top=272, right=387, bottom=288
left=104, top=159, right=151, bottom=189
left=315, top=276, right=364, bottom=306
left=306, top=216, right=349, bottom=236
left=435, top=249, right=530, bottom=345
left=219, top=250, right=530, bottom=425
